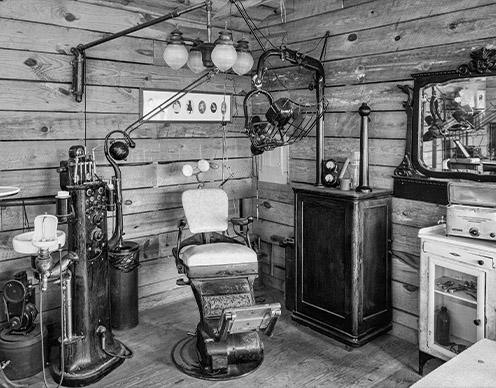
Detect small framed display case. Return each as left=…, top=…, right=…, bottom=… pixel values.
left=141, top=90, right=232, bottom=122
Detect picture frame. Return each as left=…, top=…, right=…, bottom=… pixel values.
left=141, top=89, right=232, bottom=122
left=476, top=90, right=486, bottom=110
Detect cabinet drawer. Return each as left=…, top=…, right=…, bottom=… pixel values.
left=422, top=240, right=495, bottom=269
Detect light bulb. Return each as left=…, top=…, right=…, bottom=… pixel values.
left=211, top=31, right=237, bottom=72
left=163, top=29, right=188, bottom=70
left=232, top=38, right=254, bottom=76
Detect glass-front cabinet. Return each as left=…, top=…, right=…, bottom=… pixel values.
left=429, top=257, right=484, bottom=357
left=418, top=224, right=496, bottom=375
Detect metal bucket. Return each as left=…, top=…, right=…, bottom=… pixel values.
left=109, top=241, right=140, bottom=330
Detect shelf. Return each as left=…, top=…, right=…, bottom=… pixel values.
left=435, top=276, right=477, bottom=305
left=433, top=333, right=474, bottom=356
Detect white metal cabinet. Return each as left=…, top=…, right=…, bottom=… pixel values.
left=418, top=224, right=496, bottom=375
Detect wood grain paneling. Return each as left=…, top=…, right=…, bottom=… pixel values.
left=1, top=0, right=491, bottom=347
left=0, top=2, right=255, bottom=325
left=250, top=0, right=492, bottom=345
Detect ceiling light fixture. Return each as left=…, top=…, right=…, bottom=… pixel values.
left=233, top=38, right=254, bottom=76
left=163, top=27, right=252, bottom=75
left=210, top=30, right=238, bottom=72
left=70, top=0, right=254, bottom=103
left=187, top=39, right=206, bottom=74
left=163, top=28, right=189, bottom=70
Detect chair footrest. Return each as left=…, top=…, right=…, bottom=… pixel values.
left=217, top=303, right=282, bottom=341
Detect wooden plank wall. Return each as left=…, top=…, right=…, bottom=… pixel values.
left=252, top=0, right=496, bottom=344
left=0, top=0, right=254, bottom=329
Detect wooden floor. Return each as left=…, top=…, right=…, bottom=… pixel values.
left=18, top=287, right=430, bottom=388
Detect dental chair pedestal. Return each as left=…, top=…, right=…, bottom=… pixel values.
left=172, top=189, right=281, bottom=380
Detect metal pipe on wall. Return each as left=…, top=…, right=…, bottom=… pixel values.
left=356, top=103, right=372, bottom=193
left=315, top=73, right=325, bottom=187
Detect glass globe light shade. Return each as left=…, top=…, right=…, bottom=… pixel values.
left=163, top=29, right=188, bottom=70
left=211, top=31, right=237, bottom=72
left=233, top=38, right=254, bottom=76
left=182, top=164, right=194, bottom=177
left=187, top=47, right=206, bottom=74
left=197, top=159, right=210, bottom=172
left=233, top=51, right=254, bottom=75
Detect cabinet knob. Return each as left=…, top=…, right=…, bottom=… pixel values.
left=478, top=260, right=485, bottom=266
left=474, top=319, right=481, bottom=326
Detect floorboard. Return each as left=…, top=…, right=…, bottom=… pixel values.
left=16, top=287, right=427, bottom=388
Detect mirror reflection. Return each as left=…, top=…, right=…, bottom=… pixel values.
left=420, top=76, right=496, bottom=174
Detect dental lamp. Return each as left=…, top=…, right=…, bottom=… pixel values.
left=243, top=47, right=327, bottom=185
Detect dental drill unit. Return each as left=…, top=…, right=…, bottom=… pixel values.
left=42, top=145, right=132, bottom=386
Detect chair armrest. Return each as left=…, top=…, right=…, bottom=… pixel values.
left=230, top=216, right=254, bottom=248
left=173, top=219, right=187, bottom=264
left=230, top=216, right=253, bottom=226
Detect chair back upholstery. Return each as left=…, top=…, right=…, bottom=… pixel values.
left=182, top=189, right=229, bottom=234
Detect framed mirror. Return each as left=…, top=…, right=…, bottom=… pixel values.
left=394, top=48, right=496, bottom=203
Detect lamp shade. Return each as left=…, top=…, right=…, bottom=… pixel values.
left=211, top=30, right=237, bottom=72
left=187, top=41, right=206, bottom=74
left=163, top=29, right=188, bottom=70
left=232, top=39, right=254, bottom=75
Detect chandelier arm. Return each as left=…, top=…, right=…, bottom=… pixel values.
left=71, top=0, right=213, bottom=102
left=81, top=2, right=210, bottom=52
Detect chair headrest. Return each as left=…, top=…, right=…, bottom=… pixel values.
left=182, top=189, right=229, bottom=234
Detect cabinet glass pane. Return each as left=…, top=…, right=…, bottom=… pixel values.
left=431, top=261, right=479, bottom=354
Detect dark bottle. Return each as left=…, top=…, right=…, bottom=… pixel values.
left=435, top=306, right=450, bottom=346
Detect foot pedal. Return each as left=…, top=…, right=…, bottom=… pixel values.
left=176, top=278, right=190, bottom=286
left=217, top=303, right=281, bottom=341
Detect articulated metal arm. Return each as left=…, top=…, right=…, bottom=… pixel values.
left=71, top=0, right=212, bottom=102
left=252, top=47, right=325, bottom=89
left=104, top=130, right=136, bottom=250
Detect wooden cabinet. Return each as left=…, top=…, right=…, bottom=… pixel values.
left=291, top=186, right=392, bottom=347
left=418, top=225, right=496, bottom=374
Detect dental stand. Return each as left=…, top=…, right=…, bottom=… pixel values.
left=9, top=214, right=73, bottom=388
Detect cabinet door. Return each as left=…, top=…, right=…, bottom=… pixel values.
left=360, top=199, right=391, bottom=332
left=427, top=255, right=486, bottom=359
left=296, top=194, right=352, bottom=331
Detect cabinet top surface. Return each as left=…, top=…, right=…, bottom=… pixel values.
left=292, top=184, right=392, bottom=199
left=419, top=224, right=496, bottom=252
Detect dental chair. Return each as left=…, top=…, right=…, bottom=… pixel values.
left=172, top=188, right=281, bottom=380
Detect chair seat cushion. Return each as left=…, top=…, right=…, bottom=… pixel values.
left=182, top=242, right=257, bottom=267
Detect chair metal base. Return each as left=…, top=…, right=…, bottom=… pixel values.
left=171, top=334, right=264, bottom=381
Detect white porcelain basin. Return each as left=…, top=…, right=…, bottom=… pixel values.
left=0, top=186, right=20, bottom=198
left=13, top=230, right=66, bottom=255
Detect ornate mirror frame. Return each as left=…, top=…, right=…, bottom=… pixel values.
left=394, top=48, right=496, bottom=204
